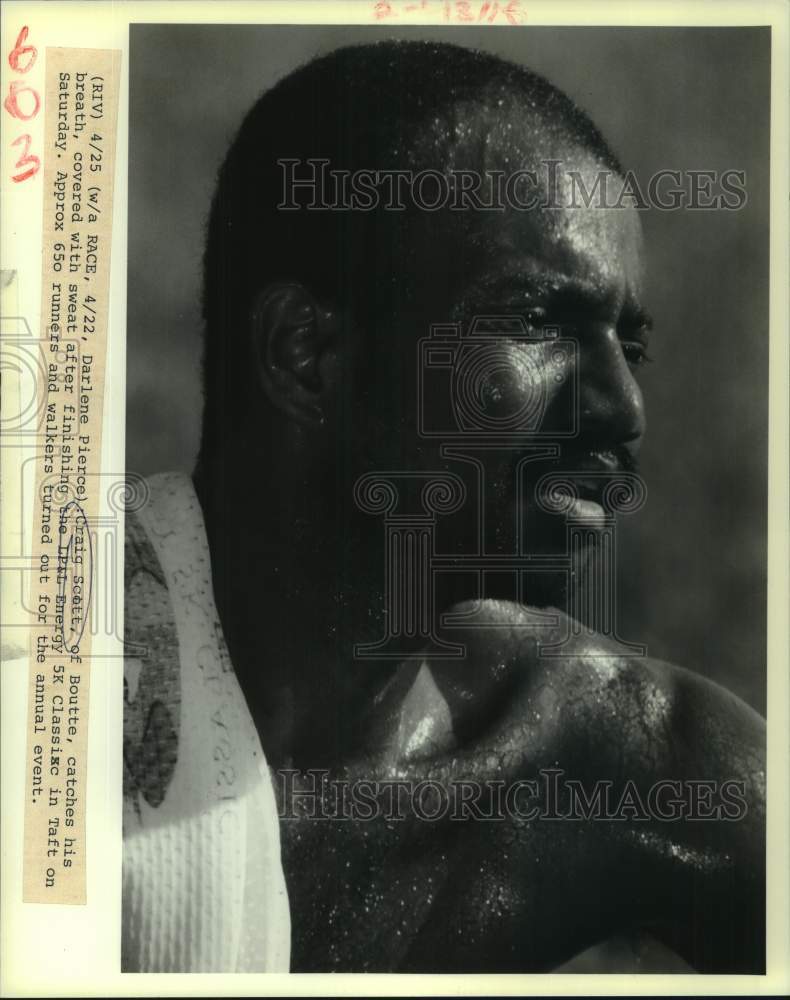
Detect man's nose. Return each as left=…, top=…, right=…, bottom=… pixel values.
left=576, top=325, right=646, bottom=448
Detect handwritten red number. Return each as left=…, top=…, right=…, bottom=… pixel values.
left=10, top=132, right=40, bottom=182
left=8, top=26, right=37, bottom=74
left=5, top=26, right=40, bottom=183
left=4, top=79, right=40, bottom=121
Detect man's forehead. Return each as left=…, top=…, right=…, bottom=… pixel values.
left=411, top=91, right=586, bottom=171
left=545, top=166, right=646, bottom=297
left=404, top=132, right=645, bottom=309
left=420, top=95, right=630, bottom=191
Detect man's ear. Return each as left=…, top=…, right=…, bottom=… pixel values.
left=250, top=282, right=338, bottom=427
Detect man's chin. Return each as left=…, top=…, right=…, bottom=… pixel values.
left=487, top=561, right=591, bottom=613
left=434, top=539, right=596, bottom=617
left=516, top=508, right=600, bottom=613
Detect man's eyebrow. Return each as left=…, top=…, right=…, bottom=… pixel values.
left=468, top=261, right=577, bottom=296
left=465, top=266, right=653, bottom=331
left=619, top=300, right=654, bottom=333
left=465, top=268, right=617, bottom=316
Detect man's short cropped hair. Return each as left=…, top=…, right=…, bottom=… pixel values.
left=198, top=40, right=622, bottom=464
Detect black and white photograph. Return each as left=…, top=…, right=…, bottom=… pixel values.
left=122, top=20, right=770, bottom=976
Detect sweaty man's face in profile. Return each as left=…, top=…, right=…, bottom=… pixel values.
left=337, top=101, right=650, bottom=621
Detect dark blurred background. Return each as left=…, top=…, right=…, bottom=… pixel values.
left=127, top=25, right=769, bottom=713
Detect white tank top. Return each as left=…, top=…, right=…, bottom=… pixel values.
left=122, top=472, right=290, bottom=972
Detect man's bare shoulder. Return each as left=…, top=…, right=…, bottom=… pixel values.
left=366, top=598, right=764, bottom=794
left=283, top=600, right=765, bottom=973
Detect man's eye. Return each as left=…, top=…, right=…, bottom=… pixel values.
left=621, top=340, right=653, bottom=368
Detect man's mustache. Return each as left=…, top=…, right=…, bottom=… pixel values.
left=516, top=445, right=639, bottom=480
left=546, top=445, right=639, bottom=476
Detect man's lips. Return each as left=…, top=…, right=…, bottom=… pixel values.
left=531, top=451, right=638, bottom=530
left=550, top=486, right=607, bottom=528
left=563, top=476, right=607, bottom=502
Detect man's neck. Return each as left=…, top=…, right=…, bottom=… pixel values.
left=192, top=464, right=397, bottom=769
